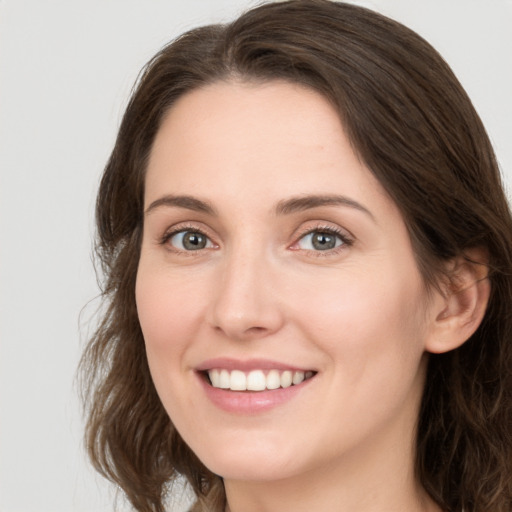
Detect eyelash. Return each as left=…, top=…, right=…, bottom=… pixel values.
left=159, top=223, right=354, bottom=255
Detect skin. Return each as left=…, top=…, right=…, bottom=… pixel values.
left=136, top=80, right=450, bottom=511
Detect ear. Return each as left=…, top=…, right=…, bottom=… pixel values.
left=425, top=247, right=490, bottom=354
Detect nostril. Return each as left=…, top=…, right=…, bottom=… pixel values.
left=246, top=326, right=266, bottom=333
left=212, top=322, right=274, bottom=340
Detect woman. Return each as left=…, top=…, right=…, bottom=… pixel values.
left=81, top=1, right=512, bottom=511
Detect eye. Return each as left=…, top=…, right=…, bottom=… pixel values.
left=296, top=229, right=346, bottom=251
left=168, top=230, right=214, bottom=251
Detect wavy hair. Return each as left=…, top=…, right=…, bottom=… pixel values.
left=80, top=1, right=512, bottom=510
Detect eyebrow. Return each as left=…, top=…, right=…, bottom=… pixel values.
left=275, top=194, right=374, bottom=219
left=144, top=193, right=374, bottom=220
left=145, top=195, right=217, bottom=216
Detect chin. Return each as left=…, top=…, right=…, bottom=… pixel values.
left=205, top=455, right=299, bottom=483
left=188, top=432, right=304, bottom=482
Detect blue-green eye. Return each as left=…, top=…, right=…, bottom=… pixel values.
left=169, top=230, right=213, bottom=251
left=297, top=230, right=345, bottom=251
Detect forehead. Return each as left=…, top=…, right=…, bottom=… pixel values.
left=149, top=79, right=344, bottom=168
left=145, top=80, right=393, bottom=217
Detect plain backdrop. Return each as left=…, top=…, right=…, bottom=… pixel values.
left=1, top=0, right=511, bottom=511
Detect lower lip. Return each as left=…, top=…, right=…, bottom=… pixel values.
left=198, top=373, right=314, bottom=414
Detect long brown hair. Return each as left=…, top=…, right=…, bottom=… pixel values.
left=81, top=1, right=512, bottom=510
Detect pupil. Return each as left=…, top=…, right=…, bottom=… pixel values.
left=312, top=232, right=335, bottom=250
left=183, top=232, right=206, bottom=250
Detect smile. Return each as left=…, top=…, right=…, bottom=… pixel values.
left=207, top=369, right=316, bottom=392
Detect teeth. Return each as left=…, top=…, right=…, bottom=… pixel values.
left=292, top=371, right=305, bottom=385
left=207, top=368, right=315, bottom=391
left=209, top=369, right=220, bottom=387
left=266, top=369, right=281, bottom=390
left=247, top=370, right=266, bottom=391
left=281, top=370, right=293, bottom=388
left=230, top=370, right=246, bottom=391
left=219, top=369, right=230, bottom=389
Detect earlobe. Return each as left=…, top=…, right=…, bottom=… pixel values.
left=425, top=248, right=490, bottom=354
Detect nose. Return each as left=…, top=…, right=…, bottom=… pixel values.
left=207, top=247, right=285, bottom=341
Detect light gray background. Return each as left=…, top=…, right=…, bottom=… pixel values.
left=1, top=1, right=511, bottom=511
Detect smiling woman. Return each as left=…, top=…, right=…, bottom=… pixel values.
left=137, top=81, right=441, bottom=504
left=80, top=1, right=512, bottom=511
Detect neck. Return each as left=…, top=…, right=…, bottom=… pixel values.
left=223, top=415, right=441, bottom=512
left=224, top=460, right=440, bottom=512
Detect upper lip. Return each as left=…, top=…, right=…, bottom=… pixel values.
left=195, top=358, right=315, bottom=373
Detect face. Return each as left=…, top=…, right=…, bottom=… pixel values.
left=136, top=80, right=436, bottom=484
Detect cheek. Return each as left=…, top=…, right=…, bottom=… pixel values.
left=135, top=263, right=212, bottom=426
left=290, top=267, right=429, bottom=435
left=287, top=263, right=429, bottom=374
left=135, top=265, right=206, bottom=367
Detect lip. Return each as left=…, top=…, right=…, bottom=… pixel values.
left=195, top=358, right=316, bottom=414
left=195, top=357, right=313, bottom=373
